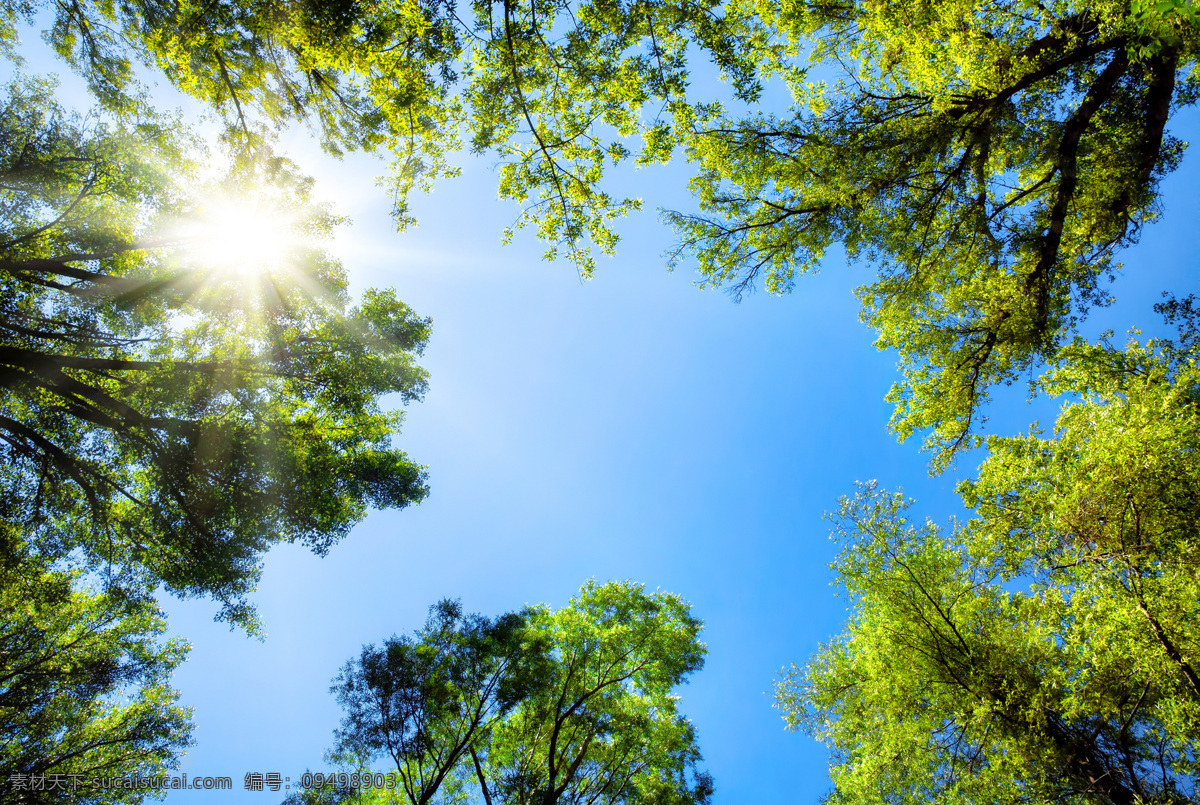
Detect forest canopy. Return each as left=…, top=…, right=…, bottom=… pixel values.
left=0, top=65, right=436, bottom=800
left=0, top=1, right=1197, bottom=803
left=781, top=338, right=1200, bottom=802
left=1, top=0, right=1194, bottom=460
left=0, top=75, right=432, bottom=630
left=290, top=581, right=712, bottom=805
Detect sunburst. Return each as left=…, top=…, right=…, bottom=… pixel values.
left=182, top=195, right=301, bottom=278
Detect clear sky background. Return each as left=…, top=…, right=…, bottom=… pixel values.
left=12, top=24, right=1200, bottom=805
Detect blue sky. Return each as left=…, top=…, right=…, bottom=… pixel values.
left=162, top=145, right=950, bottom=803
left=13, top=25, right=1200, bottom=805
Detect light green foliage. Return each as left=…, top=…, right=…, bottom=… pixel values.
left=962, top=325, right=1200, bottom=736
left=671, top=0, right=1199, bottom=465
left=6, top=0, right=1197, bottom=458
left=460, top=0, right=762, bottom=275
left=0, top=0, right=763, bottom=275
left=0, top=544, right=192, bottom=804
left=294, top=581, right=711, bottom=805
left=780, top=330, right=1200, bottom=804
left=0, top=76, right=430, bottom=630
left=482, top=580, right=709, bottom=805
left=780, top=484, right=1198, bottom=804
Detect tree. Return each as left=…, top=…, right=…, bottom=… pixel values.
left=673, top=0, right=1200, bottom=464
left=480, top=580, right=710, bottom=805
left=0, top=75, right=430, bottom=630
left=778, top=325, right=1200, bottom=804
left=328, top=599, right=537, bottom=805
left=9, top=0, right=1197, bottom=462
left=0, top=0, right=762, bottom=273
left=293, top=581, right=712, bottom=805
left=961, top=319, right=1200, bottom=726
left=0, top=538, right=192, bottom=805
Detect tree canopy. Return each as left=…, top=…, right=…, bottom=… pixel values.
left=0, top=75, right=430, bottom=630
left=0, top=544, right=192, bottom=804
left=778, top=323, right=1200, bottom=804
left=293, top=581, right=712, bottom=805
left=329, top=598, right=536, bottom=805
left=675, top=0, right=1200, bottom=463
left=2, top=1, right=1199, bottom=802
left=5, top=0, right=1195, bottom=461
left=0, top=42, right=439, bottom=805
left=0, top=0, right=762, bottom=271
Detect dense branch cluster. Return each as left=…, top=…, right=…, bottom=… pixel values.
left=779, top=326, right=1200, bottom=803
left=0, top=68, right=432, bottom=789
left=674, top=1, right=1198, bottom=462
left=0, top=77, right=432, bottom=627
left=291, top=582, right=711, bottom=805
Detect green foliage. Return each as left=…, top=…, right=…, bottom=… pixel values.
left=328, top=599, right=537, bottom=804
left=8, top=3, right=1200, bottom=800
left=670, top=0, right=1199, bottom=465
left=460, top=0, right=763, bottom=275
left=483, top=580, right=709, bottom=805
left=0, top=76, right=430, bottom=630
left=7, top=0, right=1197, bottom=460
left=962, top=326, right=1200, bottom=731
left=0, top=544, right=192, bottom=804
left=1, top=0, right=764, bottom=274
left=294, top=581, right=711, bottom=805
left=780, top=330, right=1200, bottom=803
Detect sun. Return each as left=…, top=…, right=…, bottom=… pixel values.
left=182, top=195, right=301, bottom=277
